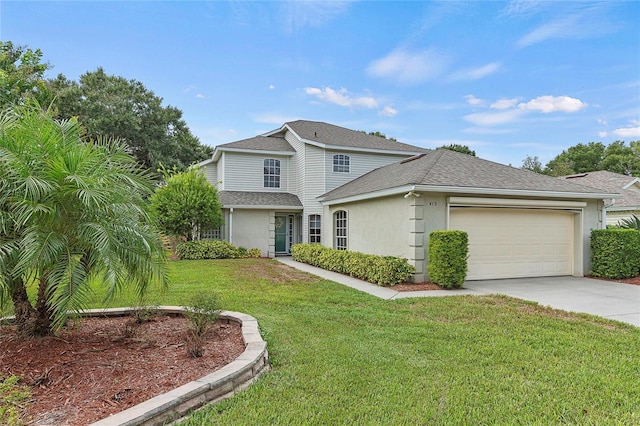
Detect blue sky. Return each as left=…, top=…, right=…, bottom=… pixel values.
left=2, top=1, right=639, bottom=167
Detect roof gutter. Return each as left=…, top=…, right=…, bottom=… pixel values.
left=319, top=184, right=619, bottom=206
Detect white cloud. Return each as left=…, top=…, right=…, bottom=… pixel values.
left=366, top=47, right=450, bottom=85
left=464, top=95, right=485, bottom=106
left=450, top=62, right=501, bottom=81
left=195, top=93, right=205, bottom=99
left=516, top=4, right=618, bottom=48
left=613, top=126, right=640, bottom=138
left=463, top=109, right=525, bottom=127
left=490, top=98, right=519, bottom=110
left=379, top=105, right=398, bottom=117
left=518, top=95, right=587, bottom=113
left=500, top=0, right=546, bottom=19
left=268, top=84, right=276, bottom=90
left=304, top=87, right=378, bottom=109
left=280, top=1, right=351, bottom=33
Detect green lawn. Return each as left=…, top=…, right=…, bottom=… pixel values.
left=5, top=258, right=640, bottom=424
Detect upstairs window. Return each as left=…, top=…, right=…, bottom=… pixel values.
left=309, top=214, right=321, bottom=244
left=333, top=154, right=350, bottom=173
left=264, top=158, right=280, bottom=188
left=334, top=210, right=347, bottom=250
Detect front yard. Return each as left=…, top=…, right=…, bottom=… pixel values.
left=5, top=258, right=640, bottom=424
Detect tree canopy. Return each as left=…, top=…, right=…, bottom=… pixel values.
left=438, top=144, right=476, bottom=157
left=0, top=41, right=51, bottom=107
left=540, top=140, right=640, bottom=176
left=48, top=68, right=212, bottom=171
left=149, top=167, right=223, bottom=242
left=0, top=103, right=167, bottom=337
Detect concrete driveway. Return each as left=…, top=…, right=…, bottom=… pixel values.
left=462, top=276, right=640, bottom=327
left=277, top=258, right=640, bottom=327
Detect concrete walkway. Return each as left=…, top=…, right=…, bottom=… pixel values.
left=277, top=257, right=640, bottom=327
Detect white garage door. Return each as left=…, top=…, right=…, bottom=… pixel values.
left=449, top=208, right=574, bottom=280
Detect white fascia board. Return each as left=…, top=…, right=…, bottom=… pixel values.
left=319, top=185, right=415, bottom=205
left=320, top=184, right=618, bottom=206
left=300, top=138, right=424, bottom=156
left=414, top=185, right=618, bottom=200
left=213, top=147, right=295, bottom=161
left=448, top=196, right=587, bottom=208
left=607, top=205, right=640, bottom=211
left=623, top=178, right=640, bottom=190
left=222, top=204, right=303, bottom=210
left=190, top=157, right=215, bottom=169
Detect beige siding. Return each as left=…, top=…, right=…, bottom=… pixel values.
left=324, top=150, right=408, bottom=192
left=223, top=152, right=290, bottom=192
left=607, top=210, right=640, bottom=226
left=199, top=163, right=218, bottom=188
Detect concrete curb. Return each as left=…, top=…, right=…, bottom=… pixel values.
left=67, top=307, right=270, bottom=426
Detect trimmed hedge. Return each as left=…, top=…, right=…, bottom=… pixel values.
left=176, top=240, right=261, bottom=260
left=291, top=244, right=414, bottom=286
left=590, top=228, right=640, bottom=279
left=427, top=230, right=468, bottom=289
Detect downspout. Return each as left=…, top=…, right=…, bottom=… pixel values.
left=602, top=199, right=615, bottom=228
left=229, top=208, right=234, bottom=244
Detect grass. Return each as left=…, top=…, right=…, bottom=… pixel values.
left=3, top=258, right=640, bottom=424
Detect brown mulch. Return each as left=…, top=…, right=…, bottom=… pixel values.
left=0, top=314, right=245, bottom=426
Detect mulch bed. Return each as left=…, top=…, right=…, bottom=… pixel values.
left=0, top=314, right=245, bottom=426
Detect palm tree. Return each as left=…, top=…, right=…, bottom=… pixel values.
left=0, top=103, right=167, bottom=337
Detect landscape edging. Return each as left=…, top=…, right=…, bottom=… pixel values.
left=78, top=306, right=269, bottom=426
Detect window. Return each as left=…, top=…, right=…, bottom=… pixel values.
left=309, top=214, right=321, bottom=244
left=201, top=227, right=223, bottom=240
left=264, top=159, right=280, bottom=188
left=333, top=154, right=350, bottom=173
left=334, top=210, right=347, bottom=250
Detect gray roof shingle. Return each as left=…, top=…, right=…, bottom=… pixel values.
left=560, top=170, right=640, bottom=208
left=284, top=120, right=428, bottom=153
left=219, top=191, right=302, bottom=208
left=320, top=149, right=615, bottom=201
left=218, top=136, right=295, bottom=152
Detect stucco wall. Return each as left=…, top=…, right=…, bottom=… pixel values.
left=327, top=195, right=410, bottom=257
left=323, top=192, right=604, bottom=283
left=229, top=209, right=271, bottom=257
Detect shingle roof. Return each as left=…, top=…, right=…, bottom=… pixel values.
left=320, top=149, right=614, bottom=201
left=560, top=170, right=640, bottom=208
left=284, top=120, right=428, bottom=153
left=219, top=191, right=302, bottom=208
left=218, top=136, right=295, bottom=152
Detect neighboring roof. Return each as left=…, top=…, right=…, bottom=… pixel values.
left=218, top=191, right=302, bottom=209
left=560, top=170, right=640, bottom=209
left=217, top=136, right=295, bottom=152
left=269, top=120, right=429, bottom=154
left=319, top=149, right=617, bottom=203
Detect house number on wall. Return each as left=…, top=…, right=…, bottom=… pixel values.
left=428, top=201, right=438, bottom=206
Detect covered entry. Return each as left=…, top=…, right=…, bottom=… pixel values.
left=448, top=198, right=583, bottom=280
left=274, top=213, right=302, bottom=255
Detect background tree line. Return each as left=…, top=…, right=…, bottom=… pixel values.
left=1, top=41, right=211, bottom=171
left=522, top=141, right=640, bottom=177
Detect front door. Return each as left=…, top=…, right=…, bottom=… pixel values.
left=275, top=215, right=287, bottom=253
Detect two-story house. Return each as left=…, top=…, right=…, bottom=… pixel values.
left=196, top=120, right=427, bottom=257
left=197, top=120, right=616, bottom=282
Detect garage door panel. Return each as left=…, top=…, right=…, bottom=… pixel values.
left=449, top=208, right=573, bottom=280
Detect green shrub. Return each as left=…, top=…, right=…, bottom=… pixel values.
left=176, top=240, right=239, bottom=260
left=590, top=228, right=640, bottom=279
left=247, top=248, right=262, bottom=258
left=183, top=292, right=221, bottom=358
left=291, top=244, right=414, bottom=286
left=0, top=375, right=30, bottom=426
left=235, top=246, right=249, bottom=258
left=428, top=230, right=468, bottom=289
